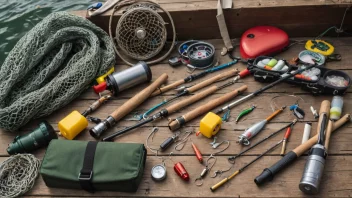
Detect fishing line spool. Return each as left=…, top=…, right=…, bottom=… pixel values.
left=93, top=61, right=152, bottom=94
left=109, top=1, right=176, bottom=66
left=7, top=121, right=57, bottom=155
left=187, top=42, right=216, bottom=69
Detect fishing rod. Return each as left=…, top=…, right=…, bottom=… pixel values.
left=138, top=69, right=239, bottom=119
left=150, top=59, right=240, bottom=97
left=227, top=119, right=297, bottom=163
left=214, top=64, right=316, bottom=114
left=168, top=64, right=316, bottom=131
left=254, top=113, right=351, bottom=186
left=237, top=107, right=285, bottom=145
left=89, top=73, right=168, bottom=138
left=102, top=83, right=247, bottom=141
left=299, top=98, right=342, bottom=194
left=211, top=128, right=292, bottom=192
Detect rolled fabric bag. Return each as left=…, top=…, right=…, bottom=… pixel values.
left=40, top=140, right=146, bottom=192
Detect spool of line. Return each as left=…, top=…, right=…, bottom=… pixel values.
left=330, top=96, right=343, bottom=121
left=301, top=122, right=312, bottom=144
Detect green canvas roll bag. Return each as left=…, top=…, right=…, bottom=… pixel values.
left=40, top=140, right=147, bottom=192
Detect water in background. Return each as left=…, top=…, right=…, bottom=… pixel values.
left=0, top=0, right=96, bottom=64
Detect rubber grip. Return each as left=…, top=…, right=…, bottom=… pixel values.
left=160, top=137, right=174, bottom=150
left=254, top=151, right=297, bottom=185
left=239, top=69, right=251, bottom=78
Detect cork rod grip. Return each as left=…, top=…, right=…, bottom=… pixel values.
left=110, top=73, right=168, bottom=120
left=168, top=85, right=247, bottom=130
left=316, top=100, right=331, bottom=135
left=293, top=114, right=350, bottom=156
left=166, top=85, right=218, bottom=113
left=187, top=69, right=239, bottom=93
left=324, top=120, right=334, bottom=150
left=150, top=79, right=184, bottom=97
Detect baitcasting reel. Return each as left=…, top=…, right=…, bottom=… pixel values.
left=109, top=1, right=176, bottom=66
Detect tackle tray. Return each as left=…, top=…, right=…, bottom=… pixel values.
left=247, top=56, right=351, bottom=95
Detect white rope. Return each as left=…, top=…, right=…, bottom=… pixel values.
left=0, top=154, right=40, bottom=198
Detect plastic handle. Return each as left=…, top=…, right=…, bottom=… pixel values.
left=284, top=127, right=292, bottom=139
left=239, top=69, right=251, bottom=78
left=254, top=151, right=298, bottom=186
left=160, top=137, right=174, bottom=150
left=191, top=143, right=203, bottom=163
left=93, top=82, right=107, bottom=94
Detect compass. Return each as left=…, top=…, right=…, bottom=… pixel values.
left=151, top=164, right=167, bottom=181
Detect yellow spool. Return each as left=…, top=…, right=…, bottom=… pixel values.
left=199, top=112, right=222, bottom=138
left=58, top=110, right=88, bottom=140
left=96, top=67, right=115, bottom=84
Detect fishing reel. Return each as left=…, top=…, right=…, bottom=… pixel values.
left=168, top=41, right=216, bottom=71
left=247, top=55, right=351, bottom=95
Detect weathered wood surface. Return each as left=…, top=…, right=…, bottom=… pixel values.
left=2, top=37, right=352, bottom=197
left=71, top=0, right=352, bottom=39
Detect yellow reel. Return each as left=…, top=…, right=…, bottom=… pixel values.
left=197, top=112, right=222, bottom=138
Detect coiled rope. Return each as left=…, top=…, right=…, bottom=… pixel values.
left=0, top=154, right=41, bottom=198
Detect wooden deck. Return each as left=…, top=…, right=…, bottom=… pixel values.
left=1, top=36, right=351, bottom=197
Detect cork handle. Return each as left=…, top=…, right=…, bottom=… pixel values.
left=168, top=85, right=247, bottom=130
left=293, top=113, right=350, bottom=156
left=324, top=120, right=334, bottom=150
left=187, top=69, right=239, bottom=93
left=166, top=85, right=218, bottom=113
left=150, top=79, right=184, bottom=97
left=111, top=73, right=168, bottom=120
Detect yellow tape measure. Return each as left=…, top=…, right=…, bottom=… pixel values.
left=305, top=40, right=334, bottom=56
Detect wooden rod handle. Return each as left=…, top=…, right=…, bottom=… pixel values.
left=324, top=120, right=334, bottom=150
left=187, top=69, right=239, bottom=93
left=110, top=73, right=168, bottom=120
left=166, top=85, right=218, bottom=114
left=316, top=100, right=331, bottom=135
left=319, top=100, right=331, bottom=115
left=293, top=114, right=350, bottom=156
left=168, top=85, right=247, bottom=131
left=150, top=79, right=184, bottom=97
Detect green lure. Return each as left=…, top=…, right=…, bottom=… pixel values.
left=235, top=105, right=256, bottom=123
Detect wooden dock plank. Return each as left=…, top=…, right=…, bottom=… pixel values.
left=1, top=37, right=352, bottom=197
left=71, top=0, right=352, bottom=39
left=10, top=155, right=352, bottom=197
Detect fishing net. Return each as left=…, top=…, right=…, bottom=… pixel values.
left=0, top=12, right=115, bottom=131
left=0, top=154, right=41, bottom=198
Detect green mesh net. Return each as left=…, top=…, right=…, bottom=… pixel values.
left=0, top=12, right=115, bottom=131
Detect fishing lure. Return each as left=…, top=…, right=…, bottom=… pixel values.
left=290, top=104, right=305, bottom=119
left=235, top=105, right=256, bottom=123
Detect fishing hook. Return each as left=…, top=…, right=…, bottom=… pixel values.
left=174, top=129, right=194, bottom=151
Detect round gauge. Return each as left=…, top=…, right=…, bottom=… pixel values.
left=151, top=164, right=167, bottom=181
